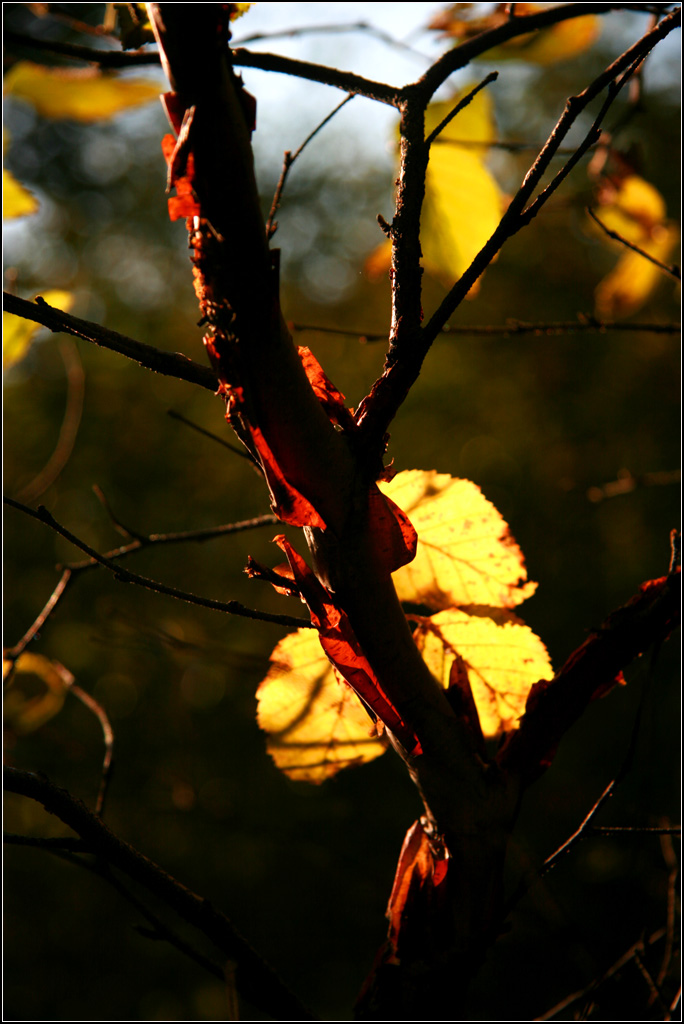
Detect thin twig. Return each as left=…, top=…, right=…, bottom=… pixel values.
left=425, top=72, right=499, bottom=148
left=167, top=409, right=254, bottom=461
left=15, top=338, right=85, bottom=503
left=3, top=569, right=74, bottom=662
left=69, top=685, right=114, bottom=818
left=4, top=497, right=313, bottom=631
left=535, top=929, right=667, bottom=1021
left=656, top=831, right=679, bottom=992
left=64, top=513, right=281, bottom=571
left=3, top=293, right=218, bottom=393
left=266, top=93, right=354, bottom=239
left=541, top=781, right=617, bottom=876
left=236, top=20, right=427, bottom=60
left=587, top=206, right=681, bottom=280
left=588, top=825, right=681, bottom=835
left=290, top=318, right=681, bottom=342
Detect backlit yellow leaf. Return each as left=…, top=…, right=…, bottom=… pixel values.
left=591, top=174, right=679, bottom=316
left=595, top=224, right=679, bottom=318
left=593, top=175, right=667, bottom=244
left=3, top=167, right=39, bottom=219
left=3, top=290, right=74, bottom=370
left=422, top=88, right=503, bottom=288
left=413, top=607, right=553, bottom=737
left=379, top=470, right=537, bottom=610
left=3, top=653, right=73, bottom=734
left=256, top=630, right=386, bottom=783
left=4, top=62, right=160, bottom=122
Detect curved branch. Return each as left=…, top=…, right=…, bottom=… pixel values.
left=3, top=293, right=218, bottom=393
left=3, top=766, right=316, bottom=1022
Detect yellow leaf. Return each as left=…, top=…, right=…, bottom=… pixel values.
left=422, top=88, right=504, bottom=287
left=429, top=4, right=599, bottom=64
left=256, top=630, right=386, bottom=783
left=3, top=167, right=39, bottom=219
left=591, top=174, right=679, bottom=317
left=3, top=290, right=74, bottom=370
left=379, top=470, right=537, bottom=610
left=413, top=607, right=554, bottom=738
left=4, top=62, right=160, bottom=122
left=593, top=175, right=668, bottom=245
left=3, top=653, right=73, bottom=734
left=595, top=223, right=679, bottom=319
left=488, top=12, right=600, bottom=65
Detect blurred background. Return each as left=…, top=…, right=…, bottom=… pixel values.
left=3, top=3, right=680, bottom=1020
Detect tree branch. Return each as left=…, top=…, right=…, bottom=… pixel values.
left=3, top=766, right=316, bottom=1022
left=3, top=293, right=218, bottom=393
left=4, top=497, right=313, bottom=631
left=498, top=569, right=681, bottom=786
left=353, top=9, right=680, bottom=451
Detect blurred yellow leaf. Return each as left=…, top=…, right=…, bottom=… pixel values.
left=3, top=168, right=39, bottom=219
left=595, top=223, right=679, bottom=318
left=591, top=174, right=679, bottom=317
left=3, top=290, right=74, bottom=370
left=429, top=4, right=599, bottom=64
left=3, top=129, right=39, bottom=219
left=413, top=607, right=553, bottom=738
left=3, top=653, right=73, bottom=734
left=423, top=87, right=503, bottom=288
left=379, top=470, right=537, bottom=610
left=256, top=630, right=386, bottom=783
left=4, top=62, right=160, bottom=122
left=593, top=175, right=667, bottom=243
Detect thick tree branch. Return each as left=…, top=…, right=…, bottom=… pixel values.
left=3, top=766, right=316, bottom=1022
left=3, top=293, right=218, bottom=392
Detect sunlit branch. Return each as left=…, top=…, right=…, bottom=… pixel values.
left=3, top=766, right=317, bottom=1022
left=69, top=685, right=114, bottom=818
left=3, top=293, right=218, bottom=393
left=587, top=206, right=681, bottom=280
left=4, top=497, right=313, bottom=631
left=3, top=568, right=73, bottom=663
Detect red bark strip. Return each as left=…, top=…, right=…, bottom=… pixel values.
left=275, top=535, right=422, bottom=756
